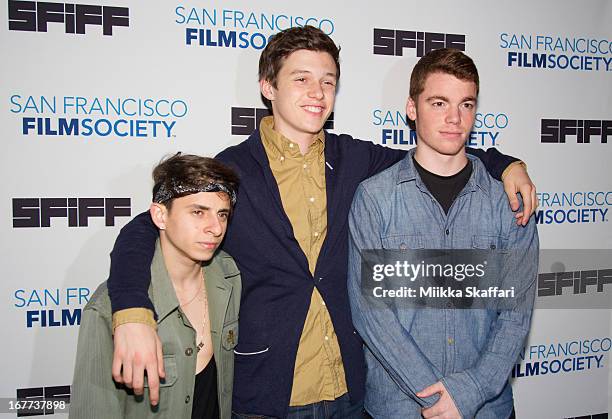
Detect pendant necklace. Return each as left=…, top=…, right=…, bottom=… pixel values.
left=179, top=278, right=209, bottom=352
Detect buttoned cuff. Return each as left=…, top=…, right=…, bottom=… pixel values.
left=501, top=161, right=527, bottom=181
left=112, top=308, right=157, bottom=331
left=441, top=371, right=485, bottom=419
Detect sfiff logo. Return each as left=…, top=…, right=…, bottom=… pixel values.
left=373, top=28, right=465, bottom=57
left=538, top=269, right=612, bottom=296
left=231, top=106, right=333, bottom=135
left=541, top=119, right=611, bottom=143
left=12, top=197, right=131, bottom=228
left=8, top=0, right=129, bottom=36
left=16, top=385, right=70, bottom=417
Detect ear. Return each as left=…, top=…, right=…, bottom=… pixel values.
left=260, top=78, right=276, bottom=102
left=406, top=97, right=417, bottom=122
left=149, top=203, right=167, bottom=231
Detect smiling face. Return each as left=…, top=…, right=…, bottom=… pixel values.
left=151, top=191, right=230, bottom=265
left=407, top=71, right=477, bottom=159
left=260, top=49, right=337, bottom=145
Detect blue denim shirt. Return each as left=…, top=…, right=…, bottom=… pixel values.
left=347, top=150, right=538, bottom=419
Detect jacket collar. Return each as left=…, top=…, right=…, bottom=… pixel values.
left=150, top=240, right=235, bottom=326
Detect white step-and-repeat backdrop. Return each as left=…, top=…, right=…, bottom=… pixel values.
left=2, top=0, right=611, bottom=417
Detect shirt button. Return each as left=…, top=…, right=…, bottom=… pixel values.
left=309, top=197, right=315, bottom=203
left=324, top=336, right=329, bottom=341
left=447, top=337, right=454, bottom=345
left=289, top=143, right=294, bottom=148
left=399, top=243, right=407, bottom=250
left=314, top=231, right=319, bottom=237
left=490, top=244, right=496, bottom=250
left=280, top=156, right=285, bottom=161
left=185, top=347, right=193, bottom=356
left=185, top=395, right=191, bottom=404
left=445, top=229, right=450, bottom=235
left=303, top=164, right=308, bottom=169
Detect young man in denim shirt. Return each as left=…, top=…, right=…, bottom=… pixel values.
left=348, top=49, right=538, bottom=418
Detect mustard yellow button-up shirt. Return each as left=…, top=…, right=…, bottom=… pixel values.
left=260, top=117, right=348, bottom=406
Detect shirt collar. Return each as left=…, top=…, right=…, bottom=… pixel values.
left=259, top=115, right=325, bottom=160
left=397, top=148, right=490, bottom=197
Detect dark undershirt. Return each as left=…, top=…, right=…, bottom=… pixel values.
left=191, top=357, right=219, bottom=419
left=413, top=156, right=473, bottom=214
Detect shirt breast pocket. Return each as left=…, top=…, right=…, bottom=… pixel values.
left=381, top=235, right=424, bottom=250
left=472, top=235, right=508, bottom=251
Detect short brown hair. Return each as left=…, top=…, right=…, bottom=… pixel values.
left=152, top=153, right=239, bottom=211
left=259, top=26, right=340, bottom=87
left=409, top=48, right=479, bottom=102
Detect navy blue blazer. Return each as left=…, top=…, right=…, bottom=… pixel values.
left=107, top=129, right=515, bottom=418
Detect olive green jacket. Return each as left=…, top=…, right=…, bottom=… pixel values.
left=70, top=241, right=241, bottom=418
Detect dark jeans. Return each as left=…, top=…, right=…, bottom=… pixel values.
left=232, top=393, right=365, bottom=419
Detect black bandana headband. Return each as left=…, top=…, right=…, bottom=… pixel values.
left=153, top=180, right=237, bottom=205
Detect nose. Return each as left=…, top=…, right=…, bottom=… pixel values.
left=307, top=81, right=324, bottom=99
left=205, top=214, right=224, bottom=237
left=445, top=106, right=461, bottom=125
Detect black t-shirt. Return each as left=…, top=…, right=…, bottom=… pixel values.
left=413, top=156, right=473, bottom=214
left=191, top=357, right=219, bottom=419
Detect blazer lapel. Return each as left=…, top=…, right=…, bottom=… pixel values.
left=317, top=133, right=340, bottom=267
left=247, top=133, right=297, bottom=241
left=247, top=133, right=311, bottom=275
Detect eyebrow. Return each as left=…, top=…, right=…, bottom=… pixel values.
left=190, top=204, right=230, bottom=213
left=290, top=69, right=337, bottom=78
left=190, top=204, right=210, bottom=211
left=426, top=95, right=477, bottom=102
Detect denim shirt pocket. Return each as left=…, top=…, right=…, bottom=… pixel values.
left=472, top=234, right=508, bottom=250
left=381, top=234, right=424, bottom=250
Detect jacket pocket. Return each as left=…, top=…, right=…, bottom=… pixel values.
left=381, top=234, right=424, bottom=250
left=144, top=354, right=177, bottom=388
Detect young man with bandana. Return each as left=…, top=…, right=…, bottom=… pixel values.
left=71, top=154, right=241, bottom=418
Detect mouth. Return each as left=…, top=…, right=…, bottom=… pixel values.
left=197, top=242, right=219, bottom=250
left=302, top=105, right=325, bottom=115
left=440, top=131, right=464, bottom=139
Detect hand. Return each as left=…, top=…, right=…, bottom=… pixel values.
left=112, top=323, right=165, bottom=406
left=502, top=163, right=538, bottom=226
left=417, top=381, right=462, bottom=419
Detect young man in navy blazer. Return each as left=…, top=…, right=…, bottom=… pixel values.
left=106, top=26, right=537, bottom=418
